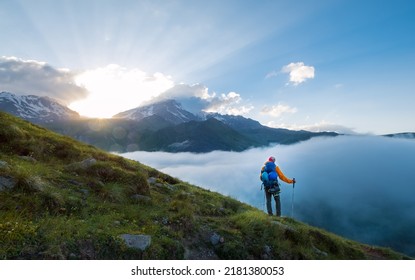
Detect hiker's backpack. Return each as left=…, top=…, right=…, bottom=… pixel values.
left=261, top=161, right=279, bottom=188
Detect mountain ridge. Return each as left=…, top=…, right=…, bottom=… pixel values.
left=1, top=92, right=339, bottom=153
left=138, top=118, right=256, bottom=152
left=384, top=132, right=415, bottom=139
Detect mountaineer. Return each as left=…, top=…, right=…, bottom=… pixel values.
left=260, top=156, right=296, bottom=217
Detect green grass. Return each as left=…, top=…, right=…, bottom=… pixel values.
left=0, top=112, right=410, bottom=260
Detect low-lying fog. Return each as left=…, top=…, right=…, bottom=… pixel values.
left=121, top=135, right=415, bottom=257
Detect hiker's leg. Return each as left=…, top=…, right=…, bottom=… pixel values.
left=274, top=194, right=281, bottom=217
left=265, top=190, right=272, bottom=215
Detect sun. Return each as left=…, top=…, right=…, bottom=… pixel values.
left=68, top=64, right=174, bottom=118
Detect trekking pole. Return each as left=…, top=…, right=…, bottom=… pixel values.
left=291, top=178, right=295, bottom=218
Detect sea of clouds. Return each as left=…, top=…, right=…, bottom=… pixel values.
left=121, top=135, right=415, bottom=257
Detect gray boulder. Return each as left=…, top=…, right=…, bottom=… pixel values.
left=130, top=194, right=151, bottom=202
left=0, top=160, right=9, bottom=169
left=210, top=232, right=224, bottom=246
left=78, top=157, right=97, bottom=169
left=0, top=176, right=17, bottom=191
left=120, top=234, right=151, bottom=251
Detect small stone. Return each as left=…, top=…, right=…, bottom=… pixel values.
left=78, top=158, right=97, bottom=169
left=147, top=177, right=157, bottom=184
left=79, top=189, right=90, bottom=196
left=19, top=156, right=37, bottom=162
left=68, top=179, right=82, bottom=186
left=131, top=194, right=151, bottom=202
left=264, top=245, right=272, bottom=254
left=210, top=233, right=222, bottom=246
left=0, top=176, right=17, bottom=191
left=161, top=217, right=169, bottom=225
left=0, top=160, right=9, bottom=169
left=312, top=245, right=329, bottom=257
left=271, top=221, right=296, bottom=232
left=120, top=234, right=151, bottom=251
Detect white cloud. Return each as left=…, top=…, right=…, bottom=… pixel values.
left=266, top=120, right=356, bottom=134
left=155, top=83, right=253, bottom=116
left=261, top=104, right=297, bottom=118
left=0, top=56, right=88, bottom=105
left=300, top=122, right=356, bottom=134
left=281, top=62, right=315, bottom=85
left=203, top=91, right=254, bottom=116
left=265, top=70, right=279, bottom=79
left=69, top=64, right=174, bottom=118
left=156, top=83, right=210, bottom=100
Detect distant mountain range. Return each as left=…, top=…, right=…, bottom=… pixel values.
left=1, top=91, right=340, bottom=153
left=384, top=132, right=415, bottom=139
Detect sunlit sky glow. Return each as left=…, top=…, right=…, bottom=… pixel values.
left=1, top=0, right=414, bottom=134
left=70, top=64, right=175, bottom=118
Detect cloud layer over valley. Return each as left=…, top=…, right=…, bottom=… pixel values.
left=122, top=136, right=415, bottom=257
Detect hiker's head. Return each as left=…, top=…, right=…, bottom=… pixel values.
left=268, top=156, right=275, bottom=162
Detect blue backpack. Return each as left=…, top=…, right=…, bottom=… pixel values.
left=261, top=161, right=279, bottom=188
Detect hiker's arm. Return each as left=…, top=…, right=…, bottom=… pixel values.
left=276, top=166, right=294, bottom=184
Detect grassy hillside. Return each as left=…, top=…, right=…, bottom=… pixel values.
left=0, top=112, right=409, bottom=260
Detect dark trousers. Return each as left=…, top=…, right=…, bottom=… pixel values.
left=265, top=189, right=281, bottom=216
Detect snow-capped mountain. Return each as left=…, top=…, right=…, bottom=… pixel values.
left=0, top=92, right=80, bottom=123
left=113, top=99, right=202, bottom=125
left=113, top=98, right=263, bottom=129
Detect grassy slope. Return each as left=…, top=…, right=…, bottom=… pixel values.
left=0, top=112, right=409, bottom=260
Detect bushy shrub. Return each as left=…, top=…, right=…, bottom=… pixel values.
left=123, top=172, right=150, bottom=196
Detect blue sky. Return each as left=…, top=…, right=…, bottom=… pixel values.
left=0, top=0, right=414, bottom=134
